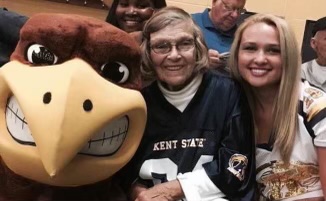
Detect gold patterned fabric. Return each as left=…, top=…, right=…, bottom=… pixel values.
left=257, top=161, right=319, bottom=200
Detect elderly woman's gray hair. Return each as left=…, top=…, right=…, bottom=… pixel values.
left=140, top=6, right=209, bottom=79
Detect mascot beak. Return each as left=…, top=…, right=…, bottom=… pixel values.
left=0, top=58, right=146, bottom=178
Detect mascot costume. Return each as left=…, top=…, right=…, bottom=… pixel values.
left=0, top=13, right=146, bottom=201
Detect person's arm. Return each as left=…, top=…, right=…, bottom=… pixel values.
left=130, top=82, right=255, bottom=201
left=131, top=180, right=184, bottom=201
left=210, top=86, right=255, bottom=200
left=179, top=84, right=255, bottom=200
left=177, top=168, right=227, bottom=201
left=130, top=182, right=147, bottom=200
left=177, top=84, right=255, bottom=201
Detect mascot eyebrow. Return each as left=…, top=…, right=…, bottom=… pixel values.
left=14, top=13, right=143, bottom=90
left=0, top=13, right=146, bottom=200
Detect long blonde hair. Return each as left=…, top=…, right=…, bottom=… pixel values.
left=229, top=14, right=301, bottom=163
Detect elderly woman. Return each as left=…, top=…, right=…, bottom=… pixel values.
left=121, top=6, right=255, bottom=201
left=229, top=13, right=326, bottom=200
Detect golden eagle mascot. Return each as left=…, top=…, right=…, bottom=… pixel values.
left=0, top=13, right=146, bottom=201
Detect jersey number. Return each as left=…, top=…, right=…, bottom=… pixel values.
left=139, top=155, right=213, bottom=185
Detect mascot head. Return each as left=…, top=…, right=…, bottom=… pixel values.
left=0, top=13, right=146, bottom=187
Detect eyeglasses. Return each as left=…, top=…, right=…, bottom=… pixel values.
left=150, top=39, right=195, bottom=54
left=220, top=0, right=247, bottom=15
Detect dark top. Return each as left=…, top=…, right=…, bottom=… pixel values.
left=0, top=8, right=28, bottom=67
left=122, top=71, right=255, bottom=200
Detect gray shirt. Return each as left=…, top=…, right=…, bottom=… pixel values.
left=302, top=59, right=326, bottom=91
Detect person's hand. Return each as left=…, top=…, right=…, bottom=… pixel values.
left=132, top=180, right=184, bottom=201
left=208, top=49, right=228, bottom=69
left=130, top=182, right=147, bottom=200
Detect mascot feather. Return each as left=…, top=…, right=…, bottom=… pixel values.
left=0, top=13, right=146, bottom=201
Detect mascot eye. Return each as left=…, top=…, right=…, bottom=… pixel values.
left=100, top=62, right=130, bottom=84
left=26, top=44, right=58, bottom=65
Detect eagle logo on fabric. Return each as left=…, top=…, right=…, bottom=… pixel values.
left=227, top=154, right=248, bottom=181
left=304, top=87, right=323, bottom=99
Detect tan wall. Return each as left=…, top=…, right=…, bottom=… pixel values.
left=166, top=0, right=209, bottom=13
left=166, top=0, right=326, bottom=48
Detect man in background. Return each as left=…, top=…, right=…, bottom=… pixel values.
left=302, top=16, right=326, bottom=90
left=192, top=0, right=246, bottom=68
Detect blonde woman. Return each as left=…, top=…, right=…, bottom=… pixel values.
left=229, top=13, right=326, bottom=200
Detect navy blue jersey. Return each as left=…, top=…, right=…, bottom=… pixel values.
left=123, top=71, right=255, bottom=200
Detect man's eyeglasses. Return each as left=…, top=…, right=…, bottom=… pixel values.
left=150, top=39, right=195, bottom=54
left=220, top=0, right=247, bottom=15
